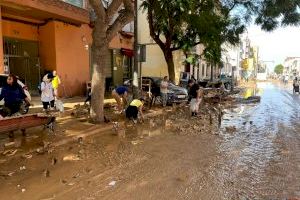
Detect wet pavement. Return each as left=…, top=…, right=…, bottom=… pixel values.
left=0, top=82, right=300, bottom=199
left=219, top=82, right=300, bottom=199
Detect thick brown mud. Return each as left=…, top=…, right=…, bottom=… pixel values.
left=0, top=82, right=299, bottom=200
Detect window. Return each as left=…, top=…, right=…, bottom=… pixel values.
left=62, top=0, right=85, bottom=8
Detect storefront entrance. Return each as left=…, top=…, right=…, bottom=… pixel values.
left=3, top=38, right=40, bottom=92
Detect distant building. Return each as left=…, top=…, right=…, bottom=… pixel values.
left=283, top=57, right=300, bottom=76
left=137, top=0, right=210, bottom=83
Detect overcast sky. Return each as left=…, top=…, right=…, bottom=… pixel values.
left=247, top=24, right=300, bottom=70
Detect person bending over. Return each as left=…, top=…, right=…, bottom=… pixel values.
left=126, top=98, right=145, bottom=123
left=112, top=86, right=129, bottom=112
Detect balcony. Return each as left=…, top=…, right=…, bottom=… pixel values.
left=1, top=0, right=90, bottom=25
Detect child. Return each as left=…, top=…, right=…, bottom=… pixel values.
left=125, top=98, right=145, bottom=123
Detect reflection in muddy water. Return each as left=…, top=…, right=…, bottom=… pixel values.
left=242, top=84, right=264, bottom=99
left=123, top=121, right=167, bottom=140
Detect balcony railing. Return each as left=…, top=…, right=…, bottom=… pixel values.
left=62, top=0, right=87, bottom=9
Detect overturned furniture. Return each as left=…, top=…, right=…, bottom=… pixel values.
left=0, top=114, right=56, bottom=137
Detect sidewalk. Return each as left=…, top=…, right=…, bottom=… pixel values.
left=30, top=96, right=117, bottom=111
left=0, top=96, right=165, bottom=162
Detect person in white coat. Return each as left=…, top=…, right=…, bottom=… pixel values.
left=41, top=73, right=55, bottom=111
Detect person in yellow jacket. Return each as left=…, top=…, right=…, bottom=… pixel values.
left=52, top=70, right=61, bottom=99
left=125, top=98, right=145, bottom=123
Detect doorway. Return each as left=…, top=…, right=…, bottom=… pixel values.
left=3, top=38, right=40, bottom=92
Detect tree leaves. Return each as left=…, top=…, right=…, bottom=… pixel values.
left=141, top=0, right=245, bottom=65
left=274, top=64, right=284, bottom=75
left=141, top=0, right=300, bottom=76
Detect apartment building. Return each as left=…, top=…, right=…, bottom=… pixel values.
left=283, top=57, right=300, bottom=76
left=0, top=0, right=133, bottom=96
left=137, top=0, right=209, bottom=83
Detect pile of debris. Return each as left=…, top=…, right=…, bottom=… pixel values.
left=71, top=104, right=90, bottom=118
left=203, top=87, right=261, bottom=106
left=157, top=104, right=222, bottom=136
left=203, top=88, right=240, bottom=104
left=236, top=96, right=261, bottom=104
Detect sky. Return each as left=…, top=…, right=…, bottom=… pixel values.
left=246, top=24, right=300, bottom=70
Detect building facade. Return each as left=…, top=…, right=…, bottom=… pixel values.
left=137, top=0, right=209, bottom=83
left=283, top=57, right=300, bottom=77
left=0, top=0, right=133, bottom=96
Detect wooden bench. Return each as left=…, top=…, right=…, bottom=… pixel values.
left=0, top=114, right=56, bottom=137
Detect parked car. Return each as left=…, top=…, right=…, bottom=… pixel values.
left=125, top=77, right=188, bottom=104
left=0, top=74, right=31, bottom=114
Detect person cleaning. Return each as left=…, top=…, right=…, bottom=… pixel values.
left=125, top=98, right=145, bottom=123
left=112, top=86, right=129, bottom=112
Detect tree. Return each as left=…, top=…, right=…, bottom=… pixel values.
left=141, top=0, right=300, bottom=82
left=141, top=0, right=244, bottom=81
left=225, top=0, right=300, bottom=31
left=274, top=64, right=284, bottom=75
left=89, top=0, right=134, bottom=122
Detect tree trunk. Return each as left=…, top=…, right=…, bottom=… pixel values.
left=164, top=51, right=176, bottom=82
left=210, top=63, right=214, bottom=81
left=90, top=23, right=108, bottom=123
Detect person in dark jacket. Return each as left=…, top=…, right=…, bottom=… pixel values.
left=0, top=74, right=30, bottom=117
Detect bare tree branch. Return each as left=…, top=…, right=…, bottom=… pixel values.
left=122, top=0, right=134, bottom=14
left=106, top=0, right=134, bottom=42
left=147, top=1, right=165, bottom=50
left=107, top=0, right=123, bottom=23
left=89, top=0, right=106, bottom=20
left=228, top=0, right=238, bottom=12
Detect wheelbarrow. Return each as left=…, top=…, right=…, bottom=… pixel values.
left=0, top=114, right=56, bottom=138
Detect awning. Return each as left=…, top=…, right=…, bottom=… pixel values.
left=121, top=48, right=134, bottom=57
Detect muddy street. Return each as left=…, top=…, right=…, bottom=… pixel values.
left=0, top=82, right=300, bottom=200
left=219, top=82, right=300, bottom=199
